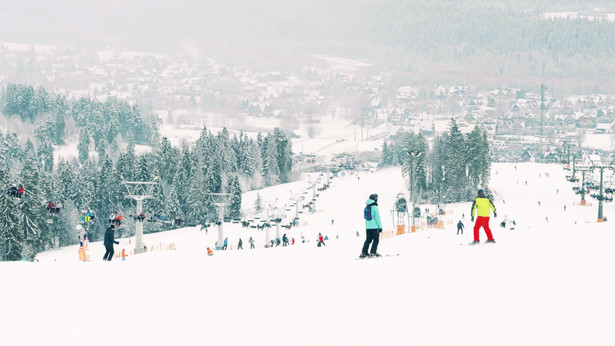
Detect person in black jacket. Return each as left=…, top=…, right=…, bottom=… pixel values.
left=103, top=224, right=119, bottom=261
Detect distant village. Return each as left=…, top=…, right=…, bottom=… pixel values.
left=1, top=42, right=614, bottom=165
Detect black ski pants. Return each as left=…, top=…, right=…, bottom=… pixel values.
left=362, top=229, right=380, bottom=255
left=103, top=245, right=114, bottom=261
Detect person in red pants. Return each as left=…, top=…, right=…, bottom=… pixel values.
left=470, top=189, right=497, bottom=244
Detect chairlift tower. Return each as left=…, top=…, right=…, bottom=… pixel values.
left=209, top=193, right=232, bottom=250
left=123, top=181, right=156, bottom=254
left=261, top=198, right=281, bottom=245
left=588, top=159, right=614, bottom=221
left=574, top=166, right=592, bottom=206
left=289, top=191, right=303, bottom=221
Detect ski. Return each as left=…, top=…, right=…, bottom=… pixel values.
left=356, top=253, right=399, bottom=260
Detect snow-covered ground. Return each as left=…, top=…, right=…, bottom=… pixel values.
left=2, top=162, right=615, bottom=346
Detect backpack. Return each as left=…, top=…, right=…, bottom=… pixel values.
left=364, top=205, right=373, bottom=221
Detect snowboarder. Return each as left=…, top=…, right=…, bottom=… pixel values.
left=456, top=220, right=464, bottom=235
left=360, top=193, right=382, bottom=258
left=238, top=238, right=243, bottom=250
left=222, top=237, right=228, bottom=250
left=103, top=224, right=119, bottom=261
left=470, top=189, right=497, bottom=244
left=249, top=237, right=255, bottom=249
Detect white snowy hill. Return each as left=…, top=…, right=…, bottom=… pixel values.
left=2, top=162, right=615, bottom=346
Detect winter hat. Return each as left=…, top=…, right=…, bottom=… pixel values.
left=369, top=193, right=378, bottom=201
left=477, top=189, right=485, bottom=198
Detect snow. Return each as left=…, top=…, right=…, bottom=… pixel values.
left=2, top=162, right=615, bottom=345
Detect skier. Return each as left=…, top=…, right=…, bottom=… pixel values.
left=456, top=220, right=464, bottom=235
left=121, top=249, right=126, bottom=261
left=317, top=233, right=325, bottom=247
left=470, top=189, right=497, bottom=244
left=77, top=225, right=88, bottom=262
left=77, top=225, right=86, bottom=247
left=282, top=234, right=289, bottom=246
left=207, top=247, right=213, bottom=256
left=222, top=237, right=228, bottom=250
left=103, top=224, right=119, bottom=261
left=360, top=193, right=382, bottom=258
left=238, top=238, right=243, bottom=250
left=249, top=237, right=255, bottom=249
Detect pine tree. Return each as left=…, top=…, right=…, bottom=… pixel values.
left=135, top=155, right=152, bottom=182
left=226, top=175, right=242, bottom=220
left=165, top=184, right=183, bottom=222
left=18, top=159, right=51, bottom=257
left=74, top=160, right=97, bottom=213
left=0, top=168, right=23, bottom=261
left=78, top=128, right=90, bottom=163
left=93, top=156, right=119, bottom=240
left=38, top=140, right=54, bottom=172
left=186, top=164, right=209, bottom=224
left=156, top=137, right=178, bottom=185
left=254, top=193, right=263, bottom=215
left=262, top=137, right=281, bottom=186
left=271, top=128, right=293, bottom=183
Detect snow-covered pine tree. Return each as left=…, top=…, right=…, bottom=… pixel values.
left=93, top=156, right=119, bottom=240
left=78, top=128, right=90, bottom=163
left=38, top=140, right=54, bottom=173
left=174, top=144, right=195, bottom=218
left=18, top=158, right=51, bottom=258
left=0, top=168, right=23, bottom=261
left=254, top=193, right=262, bottom=215
left=262, top=137, right=281, bottom=186
left=155, top=137, right=179, bottom=185
left=75, top=159, right=97, bottom=213
left=445, top=119, right=469, bottom=201
left=135, top=155, right=152, bottom=182
left=226, top=175, right=242, bottom=220
left=165, top=183, right=183, bottom=223
left=271, top=128, right=293, bottom=183
left=186, top=164, right=209, bottom=224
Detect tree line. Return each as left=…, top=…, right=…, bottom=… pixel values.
left=2, top=83, right=159, bottom=173
left=381, top=119, right=491, bottom=204
left=0, top=126, right=293, bottom=261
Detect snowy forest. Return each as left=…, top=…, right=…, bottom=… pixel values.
left=381, top=120, right=491, bottom=204
left=0, top=84, right=293, bottom=260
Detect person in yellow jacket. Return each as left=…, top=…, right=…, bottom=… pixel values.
left=470, top=189, right=497, bottom=244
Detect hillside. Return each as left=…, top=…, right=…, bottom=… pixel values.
left=0, top=162, right=613, bottom=345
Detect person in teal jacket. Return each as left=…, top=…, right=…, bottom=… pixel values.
left=361, top=193, right=382, bottom=258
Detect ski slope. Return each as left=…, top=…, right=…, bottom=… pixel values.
left=2, top=162, right=615, bottom=346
